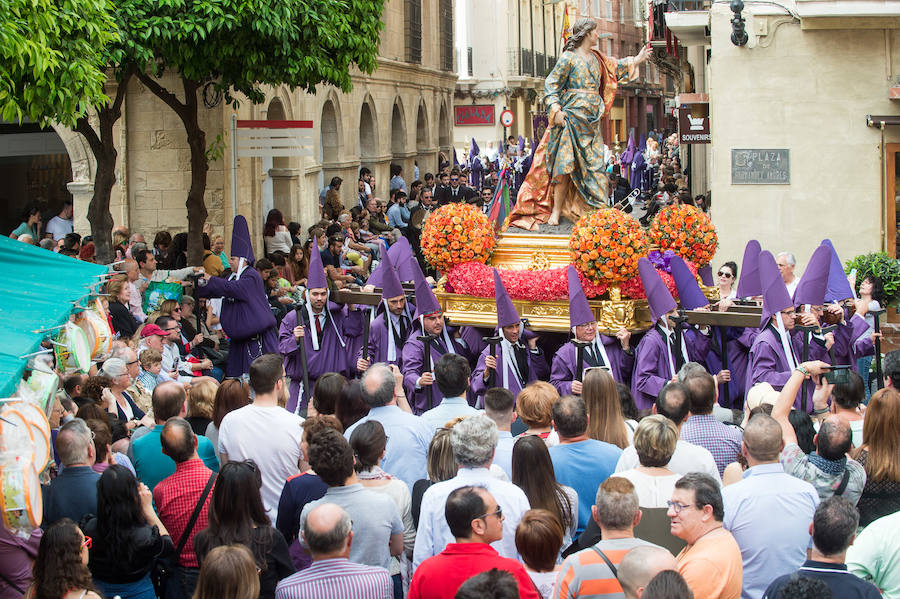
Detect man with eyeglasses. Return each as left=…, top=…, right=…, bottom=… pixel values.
left=157, top=315, right=211, bottom=383
left=436, top=169, right=475, bottom=206
left=413, top=416, right=530, bottom=570
left=409, top=486, right=539, bottom=599
left=749, top=251, right=830, bottom=412
left=668, top=473, right=743, bottom=599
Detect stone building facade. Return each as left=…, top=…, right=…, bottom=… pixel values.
left=52, top=0, right=456, bottom=250
left=668, top=2, right=900, bottom=270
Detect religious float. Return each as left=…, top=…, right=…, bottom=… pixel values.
left=419, top=202, right=721, bottom=333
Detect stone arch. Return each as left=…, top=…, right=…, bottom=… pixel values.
left=320, top=92, right=343, bottom=166
left=359, top=95, right=378, bottom=164
left=415, top=97, right=429, bottom=152
left=51, top=123, right=94, bottom=184
left=438, top=98, right=451, bottom=150
left=50, top=122, right=96, bottom=234
left=390, top=97, right=407, bottom=159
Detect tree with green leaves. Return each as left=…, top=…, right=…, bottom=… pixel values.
left=0, top=0, right=116, bottom=125
left=132, top=0, right=386, bottom=263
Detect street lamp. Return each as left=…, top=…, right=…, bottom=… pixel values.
left=730, top=0, right=748, bottom=46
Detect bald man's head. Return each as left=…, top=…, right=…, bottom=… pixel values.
left=302, top=503, right=352, bottom=559
left=160, top=417, right=197, bottom=463
left=742, top=413, right=784, bottom=463
left=617, top=546, right=678, bottom=599
left=817, top=415, right=852, bottom=461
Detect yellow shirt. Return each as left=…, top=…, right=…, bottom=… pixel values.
left=676, top=528, right=743, bottom=599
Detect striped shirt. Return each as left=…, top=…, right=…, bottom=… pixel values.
left=554, top=538, right=659, bottom=599
left=274, top=558, right=392, bottom=599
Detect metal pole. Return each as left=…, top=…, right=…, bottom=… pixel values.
left=872, top=309, right=886, bottom=390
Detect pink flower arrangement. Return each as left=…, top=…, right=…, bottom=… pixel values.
left=445, top=262, right=608, bottom=301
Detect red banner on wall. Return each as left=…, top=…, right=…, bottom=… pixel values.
left=455, top=105, right=495, bottom=126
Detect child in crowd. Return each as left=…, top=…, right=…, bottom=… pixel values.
left=137, top=348, right=164, bottom=392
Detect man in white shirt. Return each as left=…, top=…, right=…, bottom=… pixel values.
left=217, top=354, right=304, bottom=520
left=413, top=414, right=530, bottom=569
left=45, top=200, right=74, bottom=240
left=615, top=381, right=720, bottom=482
left=776, top=252, right=799, bottom=297
left=421, top=354, right=479, bottom=430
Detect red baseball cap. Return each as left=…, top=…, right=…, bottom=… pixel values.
left=140, top=323, right=167, bottom=338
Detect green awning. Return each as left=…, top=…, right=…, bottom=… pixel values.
left=0, top=235, right=107, bottom=398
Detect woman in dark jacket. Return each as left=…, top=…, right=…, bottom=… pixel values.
left=106, top=276, right=139, bottom=338
left=82, top=465, right=174, bottom=599
left=194, top=461, right=294, bottom=599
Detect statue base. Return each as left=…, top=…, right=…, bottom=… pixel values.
left=435, top=232, right=653, bottom=333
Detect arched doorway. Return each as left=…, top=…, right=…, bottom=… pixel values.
left=438, top=100, right=451, bottom=170
left=391, top=100, right=407, bottom=187
left=0, top=120, right=76, bottom=237
left=391, top=101, right=406, bottom=159
left=415, top=101, right=428, bottom=178
left=265, top=98, right=296, bottom=220
left=359, top=101, right=377, bottom=169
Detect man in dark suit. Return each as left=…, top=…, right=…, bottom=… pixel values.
left=436, top=169, right=476, bottom=206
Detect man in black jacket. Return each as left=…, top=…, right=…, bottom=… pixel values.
left=436, top=169, right=476, bottom=206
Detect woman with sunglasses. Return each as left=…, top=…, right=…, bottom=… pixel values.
left=194, top=461, right=294, bottom=599
left=27, top=518, right=101, bottom=599
left=716, top=261, right=738, bottom=300
left=81, top=465, right=174, bottom=599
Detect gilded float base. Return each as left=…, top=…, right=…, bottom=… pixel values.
left=435, top=232, right=653, bottom=333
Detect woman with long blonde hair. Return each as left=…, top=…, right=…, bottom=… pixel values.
left=582, top=368, right=631, bottom=448
left=852, top=387, right=900, bottom=526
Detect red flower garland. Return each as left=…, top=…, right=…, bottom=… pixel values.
left=620, top=259, right=700, bottom=300
left=446, top=262, right=608, bottom=302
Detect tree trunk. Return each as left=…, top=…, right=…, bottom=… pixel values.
left=137, top=73, right=208, bottom=266
left=182, top=79, right=208, bottom=266
left=74, top=70, right=132, bottom=265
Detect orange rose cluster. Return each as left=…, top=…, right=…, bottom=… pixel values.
left=568, top=209, right=649, bottom=285
left=648, top=204, right=718, bottom=267
left=421, top=203, right=497, bottom=273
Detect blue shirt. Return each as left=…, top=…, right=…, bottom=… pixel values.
left=386, top=202, right=408, bottom=228
left=764, top=560, right=882, bottom=599
left=42, top=465, right=100, bottom=528
left=131, top=424, right=219, bottom=491
left=723, top=463, right=819, bottom=599
left=493, top=430, right=515, bottom=479
left=344, top=405, right=433, bottom=491
left=548, top=439, right=622, bottom=534
left=420, top=396, right=480, bottom=430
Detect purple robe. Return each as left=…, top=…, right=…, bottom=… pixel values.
left=197, top=269, right=278, bottom=378
left=704, top=327, right=757, bottom=409
left=631, top=326, right=712, bottom=411
left=549, top=336, right=635, bottom=397
left=401, top=327, right=473, bottom=415
left=471, top=343, right=549, bottom=405
left=459, top=325, right=490, bottom=361
left=357, top=312, right=413, bottom=368
left=833, top=311, right=871, bottom=368
left=278, top=303, right=363, bottom=413
left=748, top=325, right=829, bottom=412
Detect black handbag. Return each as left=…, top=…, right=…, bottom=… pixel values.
left=151, top=472, right=216, bottom=599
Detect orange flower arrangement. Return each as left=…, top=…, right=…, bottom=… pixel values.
left=568, top=209, right=649, bottom=285
left=648, top=204, right=718, bottom=267
left=421, top=203, right=497, bottom=273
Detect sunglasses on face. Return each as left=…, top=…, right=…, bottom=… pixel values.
left=717, top=271, right=733, bottom=278
left=82, top=535, right=93, bottom=549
